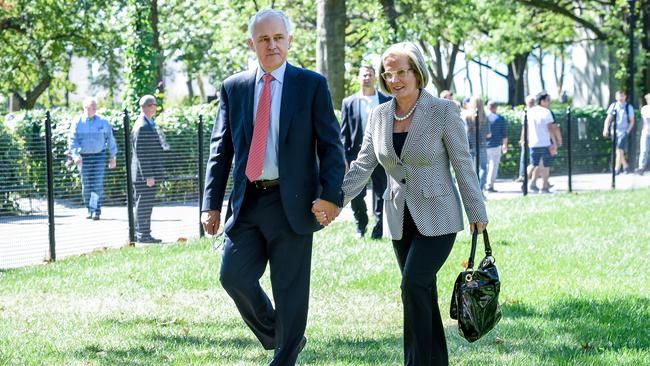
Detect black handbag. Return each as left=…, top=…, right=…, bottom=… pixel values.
left=450, top=229, right=501, bottom=342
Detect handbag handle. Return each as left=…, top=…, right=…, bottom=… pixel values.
left=467, top=229, right=492, bottom=269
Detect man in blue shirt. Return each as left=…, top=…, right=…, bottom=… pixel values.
left=603, top=90, right=635, bottom=174
left=485, top=100, right=508, bottom=192
left=68, top=97, right=118, bottom=220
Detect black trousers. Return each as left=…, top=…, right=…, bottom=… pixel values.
left=350, top=164, right=387, bottom=234
left=392, top=207, right=456, bottom=366
left=219, top=184, right=312, bottom=366
left=134, top=182, right=157, bottom=238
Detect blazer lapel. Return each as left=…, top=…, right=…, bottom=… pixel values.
left=243, top=70, right=257, bottom=145
left=279, top=63, right=299, bottom=143
left=400, top=91, right=432, bottom=161
left=385, top=99, right=399, bottom=162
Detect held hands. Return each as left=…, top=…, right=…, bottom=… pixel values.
left=74, top=157, right=82, bottom=167
left=201, top=210, right=221, bottom=235
left=146, top=177, right=155, bottom=187
left=108, top=159, right=117, bottom=169
left=470, top=222, right=487, bottom=234
left=311, top=199, right=340, bottom=227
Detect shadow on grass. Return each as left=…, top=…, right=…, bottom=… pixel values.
left=69, top=315, right=402, bottom=365
left=300, top=336, right=401, bottom=364
left=448, top=296, right=650, bottom=363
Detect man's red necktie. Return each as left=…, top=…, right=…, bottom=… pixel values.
left=246, top=73, right=273, bottom=181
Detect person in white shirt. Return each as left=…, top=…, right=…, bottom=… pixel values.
left=340, top=65, right=391, bottom=238
left=603, top=90, right=635, bottom=174
left=637, top=93, right=650, bottom=175
left=520, top=91, right=562, bottom=193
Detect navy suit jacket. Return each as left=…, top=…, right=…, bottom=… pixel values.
left=202, top=63, right=346, bottom=235
left=340, top=91, right=390, bottom=162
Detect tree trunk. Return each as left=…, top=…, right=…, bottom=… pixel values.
left=11, top=75, right=53, bottom=110
left=316, top=0, right=346, bottom=108
left=379, top=0, right=399, bottom=40
left=554, top=51, right=566, bottom=96
left=642, top=0, right=650, bottom=97
left=507, top=52, right=528, bottom=106
left=186, top=73, right=194, bottom=100
left=150, top=0, right=164, bottom=95
left=423, top=40, right=459, bottom=95
left=537, top=48, right=546, bottom=91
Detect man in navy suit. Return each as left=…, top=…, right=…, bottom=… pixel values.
left=201, top=8, right=345, bottom=366
left=340, top=65, right=390, bottom=239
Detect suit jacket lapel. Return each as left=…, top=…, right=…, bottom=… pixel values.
left=243, top=70, right=257, bottom=145
left=353, top=96, right=362, bottom=138
left=279, top=63, right=298, bottom=143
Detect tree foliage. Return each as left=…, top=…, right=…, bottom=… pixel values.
left=0, top=0, right=119, bottom=110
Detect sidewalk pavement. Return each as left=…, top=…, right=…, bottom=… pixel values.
left=1, top=172, right=649, bottom=269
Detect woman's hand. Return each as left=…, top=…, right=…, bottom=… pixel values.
left=470, top=222, right=487, bottom=233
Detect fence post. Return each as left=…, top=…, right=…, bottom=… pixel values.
left=44, top=111, right=56, bottom=261
left=523, top=109, right=529, bottom=196
left=198, top=115, right=205, bottom=238
left=474, top=108, right=480, bottom=179
left=611, top=109, right=617, bottom=189
left=567, top=107, right=573, bottom=193
left=123, top=109, right=135, bottom=243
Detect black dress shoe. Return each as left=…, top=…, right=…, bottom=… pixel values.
left=137, top=236, right=162, bottom=243
left=86, top=214, right=93, bottom=219
left=298, top=336, right=307, bottom=353
left=92, top=215, right=100, bottom=221
left=370, top=225, right=382, bottom=239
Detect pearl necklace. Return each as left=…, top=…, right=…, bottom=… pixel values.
left=394, top=101, right=417, bottom=121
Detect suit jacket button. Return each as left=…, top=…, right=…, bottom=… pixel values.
left=401, top=178, right=406, bottom=184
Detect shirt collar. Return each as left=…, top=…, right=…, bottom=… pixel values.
left=256, top=61, right=286, bottom=85
left=358, top=90, right=377, bottom=99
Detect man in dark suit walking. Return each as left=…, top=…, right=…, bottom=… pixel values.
left=131, top=95, right=165, bottom=243
left=201, top=8, right=345, bottom=366
left=340, top=65, right=390, bottom=239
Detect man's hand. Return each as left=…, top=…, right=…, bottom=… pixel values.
left=146, top=177, right=155, bottom=187
left=108, top=159, right=117, bottom=169
left=603, top=129, right=609, bottom=138
left=470, top=222, right=487, bottom=234
left=201, top=210, right=221, bottom=235
left=311, top=199, right=340, bottom=227
left=501, top=144, right=508, bottom=154
left=74, top=157, right=82, bottom=167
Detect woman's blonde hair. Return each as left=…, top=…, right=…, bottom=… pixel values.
left=378, top=42, right=429, bottom=95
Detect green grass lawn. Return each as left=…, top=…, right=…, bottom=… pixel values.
left=1, top=189, right=649, bottom=365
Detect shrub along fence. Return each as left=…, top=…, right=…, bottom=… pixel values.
left=0, top=102, right=643, bottom=268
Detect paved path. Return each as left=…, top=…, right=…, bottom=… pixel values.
left=1, top=172, right=649, bottom=269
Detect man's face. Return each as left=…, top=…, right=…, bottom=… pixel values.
left=539, top=96, right=551, bottom=107
left=247, top=16, right=292, bottom=73
left=616, top=93, right=627, bottom=104
left=85, top=102, right=97, bottom=118
left=358, top=67, right=376, bottom=90
left=142, top=103, right=157, bottom=118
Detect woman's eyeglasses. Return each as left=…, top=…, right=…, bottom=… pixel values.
left=380, top=68, right=413, bottom=81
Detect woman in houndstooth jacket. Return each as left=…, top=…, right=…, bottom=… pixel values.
left=335, top=42, right=488, bottom=366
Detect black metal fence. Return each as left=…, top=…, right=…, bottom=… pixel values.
left=0, top=109, right=215, bottom=269
left=1, top=105, right=648, bottom=269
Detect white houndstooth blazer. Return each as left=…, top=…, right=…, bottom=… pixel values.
left=341, top=90, right=488, bottom=240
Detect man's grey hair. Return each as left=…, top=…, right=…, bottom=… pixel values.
left=247, top=8, right=293, bottom=39
left=378, top=42, right=429, bottom=95
left=139, top=95, right=157, bottom=107
left=82, top=96, right=97, bottom=108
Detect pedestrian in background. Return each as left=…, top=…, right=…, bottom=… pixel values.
left=67, top=96, right=117, bottom=221
left=485, top=100, right=508, bottom=192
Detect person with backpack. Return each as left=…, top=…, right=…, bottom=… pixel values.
left=603, top=90, right=635, bottom=174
